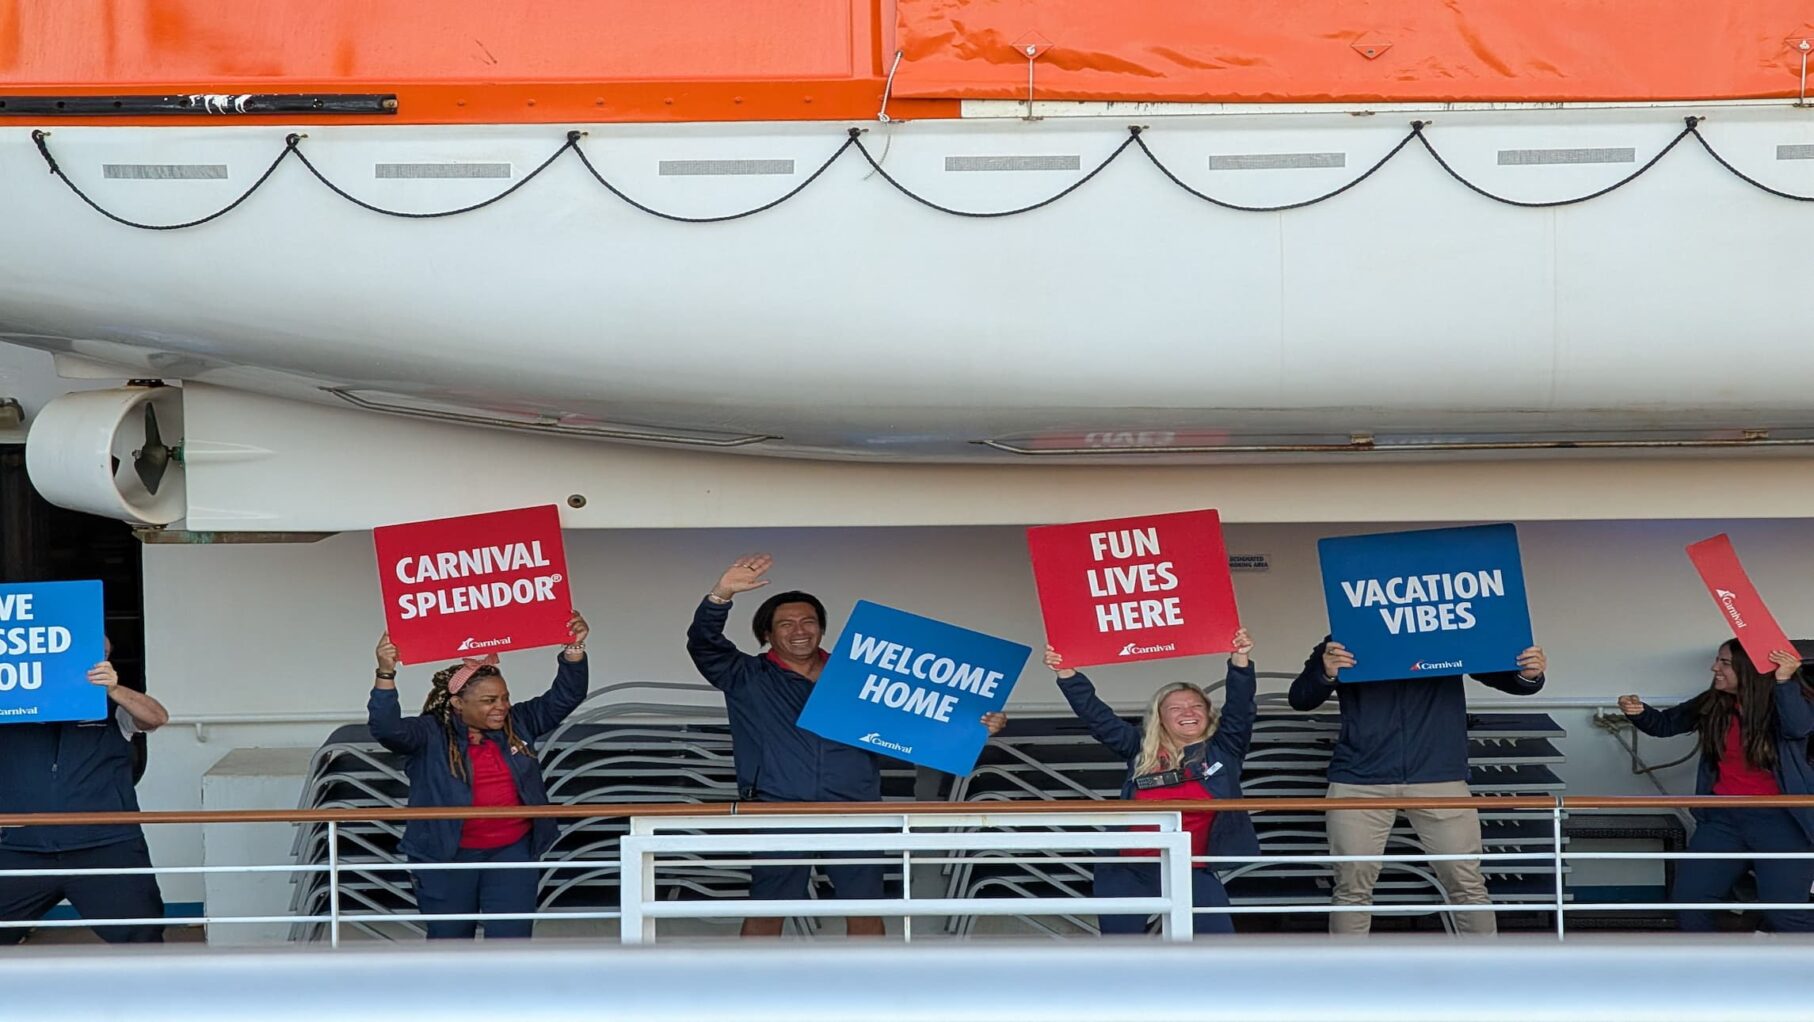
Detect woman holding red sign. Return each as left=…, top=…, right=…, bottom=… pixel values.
left=1045, top=628, right=1258, bottom=936
left=1618, top=640, right=1814, bottom=932
left=367, top=611, right=590, bottom=939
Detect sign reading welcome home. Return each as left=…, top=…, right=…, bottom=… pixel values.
left=797, top=600, right=1029, bottom=775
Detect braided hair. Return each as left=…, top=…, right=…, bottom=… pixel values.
left=422, top=664, right=536, bottom=782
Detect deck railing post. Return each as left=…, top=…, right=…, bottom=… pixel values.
left=326, top=820, right=341, bottom=948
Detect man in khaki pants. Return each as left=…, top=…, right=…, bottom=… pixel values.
left=1289, top=637, right=1546, bottom=936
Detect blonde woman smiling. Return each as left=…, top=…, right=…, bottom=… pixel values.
left=1045, top=628, right=1257, bottom=936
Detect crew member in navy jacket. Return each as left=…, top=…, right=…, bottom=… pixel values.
left=1047, top=629, right=1259, bottom=936
left=1619, top=641, right=1814, bottom=932
left=0, top=650, right=170, bottom=944
left=368, top=612, right=589, bottom=940
left=688, top=554, right=1005, bottom=937
left=1289, top=635, right=1546, bottom=935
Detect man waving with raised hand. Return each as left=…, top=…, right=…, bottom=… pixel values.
left=687, top=553, right=1003, bottom=938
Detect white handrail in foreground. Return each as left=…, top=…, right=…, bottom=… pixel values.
left=619, top=811, right=1194, bottom=944
left=5, top=940, right=1814, bottom=1021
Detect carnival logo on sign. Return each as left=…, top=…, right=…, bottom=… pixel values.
left=457, top=635, right=514, bottom=652
left=858, top=731, right=914, bottom=754
left=1119, top=641, right=1179, bottom=657
left=1410, top=659, right=1464, bottom=672
left=1713, top=589, right=1748, bottom=629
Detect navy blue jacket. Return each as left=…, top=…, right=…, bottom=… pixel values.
left=1057, top=662, right=1262, bottom=858
left=1628, top=677, right=1814, bottom=842
left=1288, top=639, right=1544, bottom=785
left=0, top=711, right=145, bottom=852
left=367, top=653, right=588, bottom=863
left=686, top=597, right=881, bottom=802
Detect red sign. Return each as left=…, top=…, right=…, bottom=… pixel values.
left=374, top=505, right=573, bottom=664
left=1026, top=509, right=1241, bottom=667
left=1686, top=534, right=1794, bottom=673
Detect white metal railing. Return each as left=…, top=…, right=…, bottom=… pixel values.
left=618, top=811, right=1194, bottom=943
left=3, top=797, right=1813, bottom=944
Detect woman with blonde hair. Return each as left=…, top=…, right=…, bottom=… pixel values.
left=1046, top=627, right=1257, bottom=936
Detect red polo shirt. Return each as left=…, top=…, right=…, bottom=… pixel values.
left=1125, top=776, right=1216, bottom=859
left=1712, top=717, right=1781, bottom=797
left=460, top=738, right=531, bottom=849
left=764, top=649, right=829, bottom=674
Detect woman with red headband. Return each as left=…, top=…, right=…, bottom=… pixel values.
left=368, top=612, right=589, bottom=939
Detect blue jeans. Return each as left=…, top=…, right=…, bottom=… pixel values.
left=410, top=837, right=538, bottom=940
left=1674, top=808, right=1814, bottom=933
left=1092, top=860, right=1234, bottom=936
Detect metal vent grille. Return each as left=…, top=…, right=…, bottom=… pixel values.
left=374, top=163, right=513, bottom=179
left=657, top=159, right=795, bottom=176
left=1497, top=147, right=1635, bottom=166
left=944, top=155, right=1081, bottom=172
left=102, top=164, right=227, bottom=180
left=1208, top=152, right=1346, bottom=170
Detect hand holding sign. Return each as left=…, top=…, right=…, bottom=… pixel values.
left=375, top=633, right=401, bottom=673
left=1321, top=640, right=1356, bottom=681
left=86, top=661, right=118, bottom=688
left=1769, top=649, right=1805, bottom=682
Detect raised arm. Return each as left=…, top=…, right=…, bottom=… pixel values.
left=1473, top=645, right=1548, bottom=696
left=512, top=612, right=592, bottom=738
left=367, top=631, right=434, bottom=754
left=1769, top=650, right=1814, bottom=740
left=89, top=661, right=168, bottom=732
left=1288, top=638, right=1347, bottom=711
left=685, top=555, right=774, bottom=692
left=1210, top=628, right=1258, bottom=763
left=1047, top=645, right=1142, bottom=761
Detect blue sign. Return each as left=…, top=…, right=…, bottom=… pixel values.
left=797, top=600, right=1031, bottom=775
left=1317, top=524, right=1532, bottom=684
left=0, top=580, right=108, bottom=724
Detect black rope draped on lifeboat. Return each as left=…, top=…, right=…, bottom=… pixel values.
left=26, top=116, right=1814, bottom=231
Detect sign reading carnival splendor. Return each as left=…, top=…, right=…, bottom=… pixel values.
left=373, top=505, right=574, bottom=663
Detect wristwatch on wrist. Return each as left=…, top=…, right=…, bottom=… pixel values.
left=375, top=669, right=397, bottom=680
left=706, top=592, right=731, bottom=605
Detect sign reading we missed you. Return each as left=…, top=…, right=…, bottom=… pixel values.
left=797, top=601, right=1030, bottom=776
left=374, top=505, right=573, bottom=664
left=0, top=580, right=107, bottom=724
left=1026, top=509, right=1241, bottom=667
left=1686, top=534, right=1795, bottom=673
left=1318, top=524, right=1533, bottom=683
